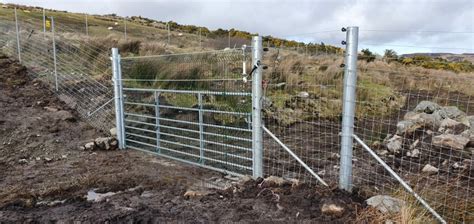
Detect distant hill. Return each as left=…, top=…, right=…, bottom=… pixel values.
left=402, top=53, right=474, bottom=63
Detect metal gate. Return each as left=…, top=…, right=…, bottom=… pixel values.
left=111, top=37, right=264, bottom=177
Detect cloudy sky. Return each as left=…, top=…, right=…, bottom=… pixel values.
left=4, top=0, right=474, bottom=54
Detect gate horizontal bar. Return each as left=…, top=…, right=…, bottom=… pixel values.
left=124, top=112, right=252, bottom=132
left=124, top=101, right=250, bottom=116
left=123, top=87, right=252, bottom=96
left=126, top=139, right=252, bottom=170
left=125, top=119, right=252, bottom=142
left=126, top=132, right=252, bottom=161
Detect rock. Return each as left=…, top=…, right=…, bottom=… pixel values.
left=18, top=159, right=28, bottom=164
left=43, top=106, right=58, bottom=112
left=438, top=118, right=468, bottom=134
left=384, top=135, right=403, bottom=153
left=403, top=111, right=421, bottom=121
left=414, top=101, right=441, bottom=114
left=432, top=134, right=469, bottom=150
left=44, top=157, right=53, bottom=163
left=264, top=176, right=287, bottom=186
left=183, top=190, right=205, bottom=199
left=140, top=191, right=153, bottom=198
left=406, top=148, right=420, bottom=158
left=54, top=110, right=75, bottom=122
left=366, top=195, right=405, bottom=214
left=84, top=142, right=95, bottom=150
left=297, top=91, right=309, bottom=98
left=109, top=128, right=117, bottom=137
left=262, top=97, right=273, bottom=108
left=396, top=120, right=421, bottom=135
left=438, top=106, right=466, bottom=121
left=94, top=137, right=118, bottom=150
left=409, top=139, right=419, bottom=150
left=321, top=203, right=345, bottom=216
left=422, top=164, right=439, bottom=174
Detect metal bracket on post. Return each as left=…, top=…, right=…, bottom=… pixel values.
left=51, top=16, right=58, bottom=92
left=14, top=8, right=21, bottom=63
left=112, top=48, right=126, bottom=149
left=339, top=26, right=359, bottom=192
left=251, top=36, right=263, bottom=178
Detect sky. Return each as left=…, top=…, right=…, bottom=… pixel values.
left=3, top=0, right=474, bottom=54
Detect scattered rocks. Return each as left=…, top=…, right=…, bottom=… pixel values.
left=183, top=190, right=206, bottom=199
left=421, top=164, right=439, bottom=174
left=43, top=106, right=59, bottom=112
left=432, top=134, right=469, bottom=150
left=18, top=159, right=28, bottom=164
left=321, top=203, right=345, bottom=216
left=396, top=120, right=420, bottom=135
left=82, top=137, right=118, bottom=151
left=438, top=118, right=467, bottom=134
left=366, top=195, right=405, bottom=214
left=406, top=148, right=420, bottom=158
left=297, top=91, right=309, bottom=98
left=264, top=176, right=287, bottom=186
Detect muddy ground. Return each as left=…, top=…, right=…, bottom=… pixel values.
left=0, top=56, right=370, bottom=223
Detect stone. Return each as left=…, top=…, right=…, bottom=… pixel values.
left=422, top=164, right=439, bottom=174
left=84, top=142, right=95, bottom=150
left=297, top=91, right=309, bottom=98
left=413, top=101, right=441, bottom=114
left=438, top=118, right=468, bottom=134
left=54, top=110, right=75, bottom=122
left=44, top=157, right=53, bottom=162
left=432, top=134, right=469, bottom=150
left=406, top=148, right=420, bottom=158
left=94, top=137, right=118, bottom=150
left=321, top=203, right=345, bottom=216
left=43, top=106, right=58, bottom=112
left=366, top=195, right=405, bottom=214
left=403, top=111, right=421, bottom=121
left=396, top=120, right=421, bottom=135
left=264, top=176, right=287, bottom=186
left=385, top=135, right=403, bottom=153
left=18, top=159, right=28, bottom=164
left=438, top=106, right=466, bottom=121
left=109, top=128, right=117, bottom=137
left=409, top=139, right=419, bottom=150
left=183, top=190, right=205, bottom=199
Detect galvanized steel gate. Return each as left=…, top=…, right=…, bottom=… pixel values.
left=111, top=37, right=264, bottom=177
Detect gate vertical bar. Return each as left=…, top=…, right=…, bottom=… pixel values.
left=154, top=91, right=161, bottom=153
left=198, top=93, right=205, bottom=163
left=251, top=36, right=263, bottom=178
left=339, top=26, right=359, bottom=192
left=51, top=17, right=58, bottom=91
left=14, top=8, right=21, bottom=63
left=112, top=48, right=125, bottom=149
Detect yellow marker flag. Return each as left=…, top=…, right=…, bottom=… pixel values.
left=45, top=19, right=51, bottom=30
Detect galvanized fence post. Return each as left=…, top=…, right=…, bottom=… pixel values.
left=339, top=26, right=359, bottom=192
left=51, top=16, right=58, bottom=91
left=252, top=36, right=263, bottom=178
left=42, top=8, right=46, bottom=38
left=14, top=8, right=21, bottom=63
left=123, top=17, right=127, bottom=40
left=154, top=91, right=161, bottom=153
left=85, top=14, right=89, bottom=37
left=112, top=48, right=125, bottom=149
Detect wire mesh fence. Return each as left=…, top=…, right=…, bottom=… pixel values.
left=1, top=6, right=473, bottom=223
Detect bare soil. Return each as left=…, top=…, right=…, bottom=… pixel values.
left=0, top=56, right=367, bottom=223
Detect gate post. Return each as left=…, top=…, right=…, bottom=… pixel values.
left=252, top=36, right=263, bottom=178
left=111, top=48, right=125, bottom=149
left=339, top=26, right=359, bottom=192
left=154, top=91, right=161, bottom=153
left=51, top=16, right=58, bottom=91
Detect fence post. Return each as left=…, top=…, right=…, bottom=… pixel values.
left=252, top=36, right=263, bottom=178
left=14, top=8, right=21, bottom=63
left=154, top=91, right=161, bottom=153
left=85, top=14, right=89, bottom=37
left=112, top=48, right=125, bottom=149
left=51, top=17, right=58, bottom=91
left=167, top=22, right=170, bottom=45
left=123, top=17, right=127, bottom=40
left=42, top=8, right=46, bottom=38
left=339, top=26, right=359, bottom=192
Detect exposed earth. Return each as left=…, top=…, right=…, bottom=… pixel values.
left=0, top=56, right=370, bottom=223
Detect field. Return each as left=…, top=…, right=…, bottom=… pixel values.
left=0, top=3, right=473, bottom=223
